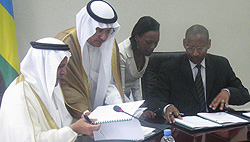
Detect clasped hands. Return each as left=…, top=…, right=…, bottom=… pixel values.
left=165, top=90, right=230, bottom=123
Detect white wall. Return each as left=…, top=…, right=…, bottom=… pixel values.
left=13, top=0, right=250, bottom=95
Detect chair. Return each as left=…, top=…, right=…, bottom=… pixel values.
left=141, top=52, right=185, bottom=100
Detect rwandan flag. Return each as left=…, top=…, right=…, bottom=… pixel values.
left=0, top=0, right=20, bottom=87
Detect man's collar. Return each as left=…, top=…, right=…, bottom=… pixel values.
left=189, top=59, right=206, bottom=69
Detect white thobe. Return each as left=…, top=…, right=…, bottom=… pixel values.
left=87, top=44, right=122, bottom=108
left=0, top=79, right=77, bottom=142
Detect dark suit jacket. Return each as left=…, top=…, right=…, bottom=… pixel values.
left=146, top=53, right=250, bottom=114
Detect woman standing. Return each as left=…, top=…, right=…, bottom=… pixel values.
left=119, top=16, right=160, bottom=119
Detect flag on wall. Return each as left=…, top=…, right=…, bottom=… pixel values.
left=0, top=0, right=20, bottom=87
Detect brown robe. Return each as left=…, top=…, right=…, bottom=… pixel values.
left=56, top=27, right=124, bottom=118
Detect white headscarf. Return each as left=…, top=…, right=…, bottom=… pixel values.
left=20, top=37, right=72, bottom=128
left=76, top=0, right=120, bottom=108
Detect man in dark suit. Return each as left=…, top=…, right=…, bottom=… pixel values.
left=146, top=24, right=250, bottom=123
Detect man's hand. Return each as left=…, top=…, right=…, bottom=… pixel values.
left=139, top=110, right=156, bottom=120
left=85, top=111, right=91, bottom=116
left=164, top=105, right=182, bottom=123
left=70, top=118, right=100, bottom=139
left=209, top=90, right=230, bottom=110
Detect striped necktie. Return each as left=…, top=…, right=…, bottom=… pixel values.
left=195, top=64, right=206, bottom=112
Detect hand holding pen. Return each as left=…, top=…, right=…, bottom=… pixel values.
left=83, top=114, right=104, bottom=136
left=69, top=115, right=101, bottom=139
left=83, top=114, right=94, bottom=124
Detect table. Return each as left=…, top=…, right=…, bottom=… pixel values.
left=145, top=116, right=250, bottom=142
left=76, top=114, right=250, bottom=142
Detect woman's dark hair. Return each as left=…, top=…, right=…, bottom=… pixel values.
left=129, top=16, right=160, bottom=51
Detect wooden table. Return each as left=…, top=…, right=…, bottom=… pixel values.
left=145, top=116, right=250, bottom=142
left=76, top=114, right=250, bottom=142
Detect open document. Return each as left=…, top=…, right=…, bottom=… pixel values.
left=175, top=112, right=249, bottom=131
left=243, top=112, right=250, bottom=118
left=175, top=116, right=222, bottom=130
left=197, top=112, right=248, bottom=125
left=89, top=101, right=145, bottom=141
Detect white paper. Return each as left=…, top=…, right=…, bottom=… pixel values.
left=89, top=101, right=145, bottom=141
left=93, top=118, right=144, bottom=141
left=141, top=126, right=156, bottom=138
left=197, top=112, right=248, bottom=124
left=243, top=112, right=250, bottom=118
left=175, top=116, right=222, bottom=128
left=89, top=100, right=144, bottom=124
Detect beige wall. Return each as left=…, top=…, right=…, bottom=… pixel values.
left=13, top=0, right=250, bottom=101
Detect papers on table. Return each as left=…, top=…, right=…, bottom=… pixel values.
left=89, top=100, right=144, bottom=124
left=93, top=118, right=144, bottom=141
left=175, top=116, right=222, bottom=129
left=198, top=112, right=248, bottom=125
left=89, top=101, right=145, bottom=141
left=175, top=112, right=249, bottom=130
left=229, top=103, right=250, bottom=111
left=141, top=126, right=156, bottom=139
left=243, top=112, right=250, bottom=118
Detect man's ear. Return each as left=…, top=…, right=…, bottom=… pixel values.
left=183, top=39, right=186, bottom=49
left=207, top=39, right=211, bottom=49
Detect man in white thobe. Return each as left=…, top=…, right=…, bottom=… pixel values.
left=56, top=0, right=124, bottom=118
left=0, top=37, right=100, bottom=142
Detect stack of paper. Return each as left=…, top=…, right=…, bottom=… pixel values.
left=89, top=101, right=145, bottom=141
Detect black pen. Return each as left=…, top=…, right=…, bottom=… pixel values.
left=153, top=108, right=161, bottom=113
left=83, top=114, right=104, bottom=136
left=83, top=114, right=94, bottom=124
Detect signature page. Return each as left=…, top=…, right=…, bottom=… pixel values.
left=175, top=116, right=222, bottom=128
left=197, top=112, right=248, bottom=125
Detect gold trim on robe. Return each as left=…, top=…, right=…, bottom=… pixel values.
left=16, top=74, right=59, bottom=130
left=56, top=28, right=124, bottom=118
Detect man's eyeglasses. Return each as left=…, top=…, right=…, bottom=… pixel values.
left=96, top=28, right=115, bottom=36
left=185, top=46, right=207, bottom=52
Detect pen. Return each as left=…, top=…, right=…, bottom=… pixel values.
left=83, top=114, right=104, bottom=136
left=83, top=114, right=94, bottom=124
left=153, top=108, right=161, bottom=113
